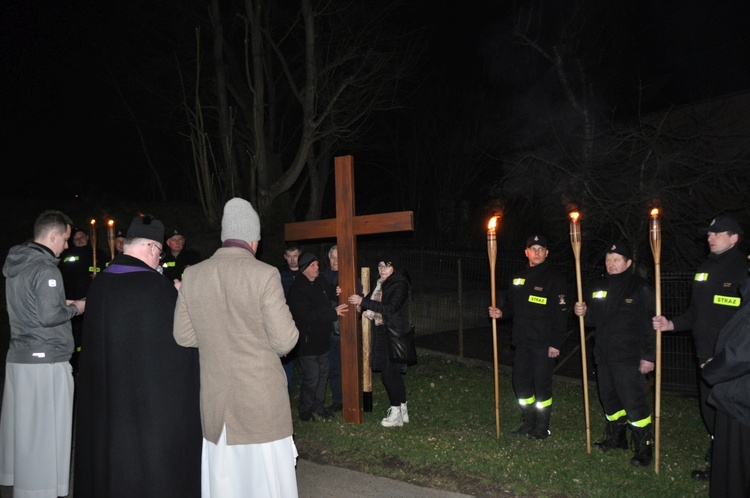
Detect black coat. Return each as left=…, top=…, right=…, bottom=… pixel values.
left=584, top=271, right=656, bottom=365
left=361, top=271, right=416, bottom=367
left=704, top=279, right=750, bottom=428
left=288, top=275, right=338, bottom=356
left=672, top=246, right=749, bottom=362
left=499, top=259, right=569, bottom=350
left=74, top=254, right=202, bottom=498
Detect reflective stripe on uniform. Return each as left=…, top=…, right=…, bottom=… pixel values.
left=713, top=295, right=741, bottom=307
left=518, top=396, right=536, bottom=406
left=528, top=295, right=547, bottom=305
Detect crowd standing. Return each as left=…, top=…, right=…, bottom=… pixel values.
left=3, top=205, right=750, bottom=496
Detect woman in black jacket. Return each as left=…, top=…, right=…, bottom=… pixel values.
left=348, top=254, right=416, bottom=427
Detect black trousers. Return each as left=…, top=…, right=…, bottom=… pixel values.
left=597, top=363, right=650, bottom=424
left=512, top=345, right=553, bottom=404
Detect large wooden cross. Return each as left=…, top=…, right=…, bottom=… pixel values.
left=285, top=155, right=414, bottom=424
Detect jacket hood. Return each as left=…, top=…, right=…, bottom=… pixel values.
left=2, top=243, right=54, bottom=279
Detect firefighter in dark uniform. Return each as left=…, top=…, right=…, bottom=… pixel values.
left=58, top=226, right=104, bottom=373
left=160, top=228, right=202, bottom=282
left=489, top=234, right=569, bottom=439
left=574, top=241, right=656, bottom=466
left=653, top=214, right=748, bottom=481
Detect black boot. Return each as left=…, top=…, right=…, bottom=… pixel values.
left=630, top=425, right=654, bottom=467
left=513, top=404, right=536, bottom=436
left=528, top=406, right=551, bottom=440
left=594, top=421, right=628, bottom=452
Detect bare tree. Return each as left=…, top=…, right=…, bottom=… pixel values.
left=181, top=0, right=428, bottom=237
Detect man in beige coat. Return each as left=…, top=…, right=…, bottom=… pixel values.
left=174, top=197, right=300, bottom=498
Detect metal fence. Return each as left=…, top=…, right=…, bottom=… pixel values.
left=357, top=244, right=699, bottom=395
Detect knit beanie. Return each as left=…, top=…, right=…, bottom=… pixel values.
left=221, top=198, right=261, bottom=242
left=297, top=252, right=318, bottom=273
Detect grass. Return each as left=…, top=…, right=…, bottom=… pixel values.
left=292, top=351, right=709, bottom=497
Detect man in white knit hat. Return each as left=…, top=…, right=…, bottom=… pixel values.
left=174, top=197, right=300, bottom=497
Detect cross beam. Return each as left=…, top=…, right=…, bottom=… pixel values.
left=285, top=155, right=414, bottom=423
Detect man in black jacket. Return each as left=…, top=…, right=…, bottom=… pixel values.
left=574, top=241, right=656, bottom=467
left=653, top=214, right=749, bottom=480
left=288, top=252, right=348, bottom=421
left=489, top=234, right=569, bottom=439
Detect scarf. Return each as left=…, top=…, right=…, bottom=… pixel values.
left=369, top=277, right=385, bottom=326
left=222, top=239, right=256, bottom=255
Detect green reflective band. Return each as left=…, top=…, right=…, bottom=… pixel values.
left=630, top=415, right=652, bottom=428
left=536, top=398, right=552, bottom=409
left=606, top=410, right=627, bottom=422
left=76, top=346, right=82, bottom=352
left=164, top=262, right=176, bottom=268
left=88, top=267, right=101, bottom=273
left=513, top=278, right=525, bottom=286
left=694, top=272, right=709, bottom=282
left=64, top=256, right=80, bottom=263
left=592, top=290, right=607, bottom=299
left=714, top=295, right=741, bottom=307
left=518, top=396, right=536, bottom=406
left=528, top=295, right=547, bottom=305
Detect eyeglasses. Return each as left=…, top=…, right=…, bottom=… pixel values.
left=146, top=242, right=165, bottom=260
left=377, top=262, right=392, bottom=269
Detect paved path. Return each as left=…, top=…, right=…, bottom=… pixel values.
left=1, top=458, right=474, bottom=498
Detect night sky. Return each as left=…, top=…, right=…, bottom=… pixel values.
left=2, top=0, right=749, bottom=201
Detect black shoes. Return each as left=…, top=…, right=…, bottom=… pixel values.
left=316, top=408, right=335, bottom=419
left=691, top=468, right=710, bottom=481
left=300, top=407, right=336, bottom=422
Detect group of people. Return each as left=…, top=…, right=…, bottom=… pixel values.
left=0, top=199, right=418, bottom=498
left=279, top=241, right=416, bottom=428
left=489, top=215, right=750, bottom=495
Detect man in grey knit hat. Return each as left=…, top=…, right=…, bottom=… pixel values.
left=174, top=197, right=301, bottom=497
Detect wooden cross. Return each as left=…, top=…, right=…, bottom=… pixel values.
left=285, top=155, right=414, bottom=424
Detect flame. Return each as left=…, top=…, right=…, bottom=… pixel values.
left=487, top=216, right=498, bottom=231
left=108, top=219, right=115, bottom=227
left=90, top=219, right=96, bottom=226
left=569, top=211, right=580, bottom=222
left=650, top=208, right=660, bottom=218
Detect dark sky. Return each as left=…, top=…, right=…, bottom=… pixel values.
left=2, top=1, right=749, bottom=201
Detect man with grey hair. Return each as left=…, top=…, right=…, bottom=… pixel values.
left=174, top=198, right=300, bottom=497
left=1, top=209, right=85, bottom=498
left=74, top=214, right=201, bottom=498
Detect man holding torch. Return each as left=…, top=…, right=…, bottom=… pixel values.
left=573, top=241, right=656, bottom=467
left=653, top=214, right=749, bottom=481
left=489, top=234, right=569, bottom=439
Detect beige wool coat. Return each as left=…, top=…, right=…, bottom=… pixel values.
left=173, top=246, right=299, bottom=445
